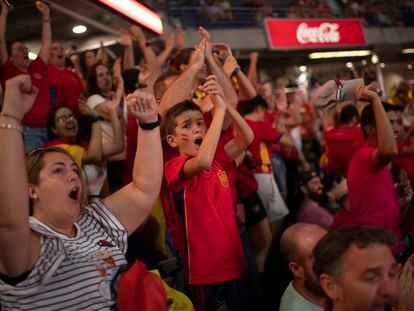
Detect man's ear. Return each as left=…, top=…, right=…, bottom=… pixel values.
left=288, top=261, right=304, bottom=279
left=319, top=273, right=339, bottom=301
left=166, top=134, right=178, bottom=148
left=300, top=185, right=308, bottom=195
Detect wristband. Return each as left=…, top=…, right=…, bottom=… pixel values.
left=0, top=123, right=23, bottom=136
left=138, top=114, right=161, bottom=130
left=88, top=115, right=104, bottom=124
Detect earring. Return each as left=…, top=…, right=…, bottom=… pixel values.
left=33, top=195, right=38, bottom=200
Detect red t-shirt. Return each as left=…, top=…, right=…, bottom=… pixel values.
left=0, top=57, right=50, bottom=127
left=324, top=126, right=365, bottom=176
left=48, top=64, right=83, bottom=115
left=392, top=141, right=414, bottom=182
left=347, top=145, right=403, bottom=253
left=164, top=143, right=246, bottom=285
left=245, top=119, right=282, bottom=173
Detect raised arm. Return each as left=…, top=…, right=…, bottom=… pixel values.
left=227, top=56, right=257, bottom=100
left=200, top=27, right=238, bottom=109
left=130, top=25, right=162, bottom=91
left=104, top=91, right=162, bottom=235
left=181, top=76, right=226, bottom=178
left=36, top=1, right=51, bottom=63
left=78, top=99, right=103, bottom=164
left=224, top=102, right=254, bottom=162
left=118, top=29, right=134, bottom=71
left=247, top=52, right=259, bottom=88
left=158, top=39, right=206, bottom=118
left=102, top=96, right=125, bottom=158
left=0, top=1, right=10, bottom=65
left=357, top=84, right=397, bottom=165
left=0, top=75, right=40, bottom=277
left=156, top=32, right=175, bottom=66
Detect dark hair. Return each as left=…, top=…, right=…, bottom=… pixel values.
left=339, top=105, right=359, bottom=125
left=47, top=106, right=69, bottom=140
left=360, top=101, right=399, bottom=137
left=239, top=94, right=268, bottom=115
left=313, top=226, right=395, bottom=279
left=166, top=48, right=195, bottom=75
left=122, top=68, right=140, bottom=94
left=86, top=63, right=114, bottom=97
left=162, top=100, right=202, bottom=137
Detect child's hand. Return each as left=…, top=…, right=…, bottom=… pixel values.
left=200, top=75, right=224, bottom=98
left=126, top=91, right=158, bottom=123
left=200, top=75, right=226, bottom=110
left=2, top=75, right=38, bottom=121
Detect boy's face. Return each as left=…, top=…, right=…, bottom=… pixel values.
left=167, top=110, right=206, bottom=157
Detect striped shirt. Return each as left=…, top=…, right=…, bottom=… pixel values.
left=0, top=200, right=128, bottom=310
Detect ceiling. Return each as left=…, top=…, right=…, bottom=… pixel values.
left=6, top=0, right=163, bottom=51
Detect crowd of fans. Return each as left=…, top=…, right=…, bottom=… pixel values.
left=1, top=1, right=414, bottom=310
left=153, top=0, right=414, bottom=28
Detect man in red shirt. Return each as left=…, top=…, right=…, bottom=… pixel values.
left=241, top=95, right=291, bottom=233
left=346, top=84, right=403, bottom=254
left=324, top=105, right=365, bottom=176
left=48, top=42, right=84, bottom=115
left=164, top=75, right=253, bottom=310
left=0, top=1, right=51, bottom=152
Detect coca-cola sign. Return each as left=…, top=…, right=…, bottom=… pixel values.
left=264, top=19, right=366, bottom=49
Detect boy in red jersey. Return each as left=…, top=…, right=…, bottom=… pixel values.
left=163, top=75, right=254, bottom=310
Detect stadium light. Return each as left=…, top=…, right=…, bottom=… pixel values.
left=308, top=50, right=372, bottom=59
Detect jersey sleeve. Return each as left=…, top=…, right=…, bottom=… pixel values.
left=165, top=155, right=191, bottom=191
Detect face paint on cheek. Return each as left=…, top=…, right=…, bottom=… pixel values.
left=180, top=134, right=189, bottom=141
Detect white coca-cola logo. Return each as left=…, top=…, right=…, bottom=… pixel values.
left=296, top=22, right=341, bottom=44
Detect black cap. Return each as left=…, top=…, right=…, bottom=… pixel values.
left=298, top=170, right=319, bottom=186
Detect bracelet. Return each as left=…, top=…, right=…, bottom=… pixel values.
left=230, top=67, right=240, bottom=77
left=0, top=123, right=23, bottom=135
left=138, top=114, right=161, bottom=130
left=0, top=113, right=21, bottom=122
left=89, top=115, right=104, bottom=124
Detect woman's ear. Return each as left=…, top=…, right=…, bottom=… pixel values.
left=28, top=184, right=39, bottom=200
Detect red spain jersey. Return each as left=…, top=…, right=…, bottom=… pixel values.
left=245, top=119, right=283, bottom=173
left=0, top=57, right=50, bottom=128
left=164, top=143, right=246, bottom=285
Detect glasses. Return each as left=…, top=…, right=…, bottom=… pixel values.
left=26, top=147, right=47, bottom=157
left=56, top=114, right=76, bottom=124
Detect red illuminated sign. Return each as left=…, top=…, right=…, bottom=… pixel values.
left=264, top=19, right=366, bottom=49
left=99, top=0, right=163, bottom=35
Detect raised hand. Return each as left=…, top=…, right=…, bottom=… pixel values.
left=118, top=29, right=133, bottom=47
left=174, top=29, right=185, bottom=49
left=78, top=98, right=98, bottom=118
left=199, top=27, right=213, bottom=60
left=189, top=39, right=206, bottom=71
left=112, top=58, right=124, bottom=89
left=130, top=25, right=146, bottom=45
left=1, top=0, right=12, bottom=13
left=249, top=52, right=258, bottom=63
left=35, top=1, right=49, bottom=16
left=356, top=83, right=380, bottom=103
left=222, top=55, right=239, bottom=77
left=126, top=91, right=158, bottom=123
left=200, top=75, right=226, bottom=110
left=2, top=75, right=38, bottom=121
left=165, top=32, right=175, bottom=50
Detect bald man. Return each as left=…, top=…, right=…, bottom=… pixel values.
left=279, top=223, right=327, bottom=311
